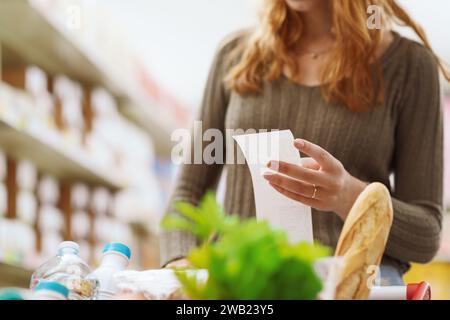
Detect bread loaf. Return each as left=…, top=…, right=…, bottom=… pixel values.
left=334, top=182, right=393, bottom=300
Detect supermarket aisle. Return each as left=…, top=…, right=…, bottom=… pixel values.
left=0, top=0, right=448, bottom=300
left=0, top=0, right=171, bottom=285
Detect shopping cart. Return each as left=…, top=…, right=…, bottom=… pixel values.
left=369, top=282, right=431, bottom=300
left=407, top=282, right=431, bottom=300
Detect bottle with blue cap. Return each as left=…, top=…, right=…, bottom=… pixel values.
left=87, top=242, right=131, bottom=300
left=33, top=281, right=69, bottom=300
left=30, top=241, right=97, bottom=300
left=0, top=288, right=31, bottom=300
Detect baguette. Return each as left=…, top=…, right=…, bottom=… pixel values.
left=334, top=182, right=393, bottom=300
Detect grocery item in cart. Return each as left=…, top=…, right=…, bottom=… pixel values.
left=113, top=269, right=208, bottom=300
left=87, top=242, right=131, bottom=300
left=369, top=282, right=431, bottom=300
left=0, top=288, right=32, bottom=300
left=334, top=183, right=393, bottom=300
left=33, top=280, right=69, bottom=300
left=30, top=241, right=97, bottom=300
left=112, top=259, right=341, bottom=301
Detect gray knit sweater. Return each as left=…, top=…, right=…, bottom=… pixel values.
left=160, top=32, right=443, bottom=274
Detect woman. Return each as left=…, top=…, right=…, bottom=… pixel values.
left=161, top=0, right=448, bottom=285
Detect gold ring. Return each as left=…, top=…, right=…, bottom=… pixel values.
left=312, top=185, right=318, bottom=199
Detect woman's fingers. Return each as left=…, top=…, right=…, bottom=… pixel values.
left=269, top=182, right=320, bottom=207
left=294, top=139, right=337, bottom=170
left=267, top=160, right=329, bottom=186
left=300, top=157, right=320, bottom=170
left=263, top=171, right=317, bottom=198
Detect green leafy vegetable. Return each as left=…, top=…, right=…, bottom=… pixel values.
left=161, top=191, right=330, bottom=300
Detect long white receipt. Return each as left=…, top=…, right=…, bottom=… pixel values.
left=233, top=130, right=313, bottom=243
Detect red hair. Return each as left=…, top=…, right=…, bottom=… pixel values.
left=227, top=0, right=450, bottom=111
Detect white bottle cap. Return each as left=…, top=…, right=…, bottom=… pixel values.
left=57, top=241, right=80, bottom=252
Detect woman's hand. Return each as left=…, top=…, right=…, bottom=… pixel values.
left=262, top=139, right=367, bottom=220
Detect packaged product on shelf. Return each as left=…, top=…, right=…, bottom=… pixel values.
left=62, top=93, right=84, bottom=143
left=1, top=65, right=51, bottom=123
left=71, top=183, right=90, bottom=210
left=52, top=76, right=74, bottom=106
left=93, top=217, right=133, bottom=251
left=38, top=205, right=64, bottom=233
left=15, top=220, right=36, bottom=264
left=30, top=241, right=97, bottom=300
left=0, top=84, right=35, bottom=125
left=25, top=66, right=47, bottom=96
left=93, top=216, right=113, bottom=243
left=25, top=66, right=54, bottom=123
left=17, top=189, right=38, bottom=225
left=0, top=218, right=36, bottom=266
left=113, top=187, right=159, bottom=225
left=40, top=231, right=63, bottom=260
left=33, top=280, right=69, bottom=300
left=16, top=160, right=38, bottom=190
left=53, top=76, right=84, bottom=145
left=84, top=130, right=115, bottom=169
left=85, top=88, right=118, bottom=170
left=71, top=210, right=90, bottom=240
left=94, top=113, right=154, bottom=186
left=16, top=160, right=38, bottom=225
left=32, top=92, right=54, bottom=125
left=91, top=88, right=118, bottom=119
left=91, top=187, right=111, bottom=215
left=51, top=75, right=71, bottom=131
left=37, top=175, right=59, bottom=205
left=87, top=242, right=131, bottom=300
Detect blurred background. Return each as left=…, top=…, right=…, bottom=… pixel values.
left=0, top=0, right=448, bottom=298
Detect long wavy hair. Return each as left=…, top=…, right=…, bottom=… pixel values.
left=226, top=0, right=450, bottom=111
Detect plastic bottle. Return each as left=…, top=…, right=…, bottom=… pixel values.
left=88, top=242, right=131, bottom=300
left=30, top=241, right=97, bottom=300
left=0, top=288, right=30, bottom=300
left=33, top=281, right=69, bottom=300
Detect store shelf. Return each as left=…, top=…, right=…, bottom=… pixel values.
left=0, top=85, right=124, bottom=189
left=0, top=0, right=177, bottom=156
left=0, top=119, right=124, bottom=190
left=0, top=262, right=33, bottom=288
left=0, top=1, right=116, bottom=95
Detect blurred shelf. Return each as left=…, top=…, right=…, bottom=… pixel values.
left=0, top=0, right=177, bottom=156
left=0, top=85, right=124, bottom=190
left=0, top=262, right=33, bottom=288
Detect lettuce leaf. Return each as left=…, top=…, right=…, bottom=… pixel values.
left=161, top=192, right=330, bottom=300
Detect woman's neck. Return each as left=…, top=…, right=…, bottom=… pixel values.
left=299, top=1, right=333, bottom=40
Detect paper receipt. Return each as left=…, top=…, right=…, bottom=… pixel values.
left=233, top=130, right=313, bottom=243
